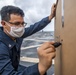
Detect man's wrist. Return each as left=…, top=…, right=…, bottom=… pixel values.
left=38, top=63, right=47, bottom=75
left=49, top=15, right=53, bottom=21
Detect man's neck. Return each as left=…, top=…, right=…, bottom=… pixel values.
left=4, top=29, right=16, bottom=41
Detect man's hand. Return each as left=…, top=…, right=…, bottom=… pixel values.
left=49, top=4, right=56, bottom=21
left=37, top=42, right=56, bottom=75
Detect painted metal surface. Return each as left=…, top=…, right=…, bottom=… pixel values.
left=55, top=0, right=76, bottom=75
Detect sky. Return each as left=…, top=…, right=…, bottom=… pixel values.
left=0, top=0, right=56, bottom=31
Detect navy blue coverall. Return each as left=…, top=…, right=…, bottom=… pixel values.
left=0, top=17, right=50, bottom=75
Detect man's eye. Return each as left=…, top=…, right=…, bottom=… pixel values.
left=15, top=22, right=20, bottom=25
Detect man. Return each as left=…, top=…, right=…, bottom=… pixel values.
left=0, top=4, right=56, bottom=75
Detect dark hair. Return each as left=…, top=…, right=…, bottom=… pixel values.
left=1, top=5, right=24, bottom=21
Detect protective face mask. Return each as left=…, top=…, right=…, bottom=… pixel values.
left=6, top=24, right=25, bottom=38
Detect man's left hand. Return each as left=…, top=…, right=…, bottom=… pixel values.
left=49, top=3, right=56, bottom=21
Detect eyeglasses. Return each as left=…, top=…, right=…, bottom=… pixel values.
left=7, top=21, right=27, bottom=26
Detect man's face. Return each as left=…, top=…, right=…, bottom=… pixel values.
left=1, top=14, right=24, bottom=32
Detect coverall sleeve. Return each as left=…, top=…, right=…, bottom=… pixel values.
left=22, top=17, right=51, bottom=38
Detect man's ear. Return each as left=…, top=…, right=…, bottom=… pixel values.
left=1, top=21, right=6, bottom=27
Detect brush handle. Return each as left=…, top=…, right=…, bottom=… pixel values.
left=52, top=42, right=62, bottom=48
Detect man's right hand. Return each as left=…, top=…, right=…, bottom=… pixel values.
left=37, top=42, right=56, bottom=75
